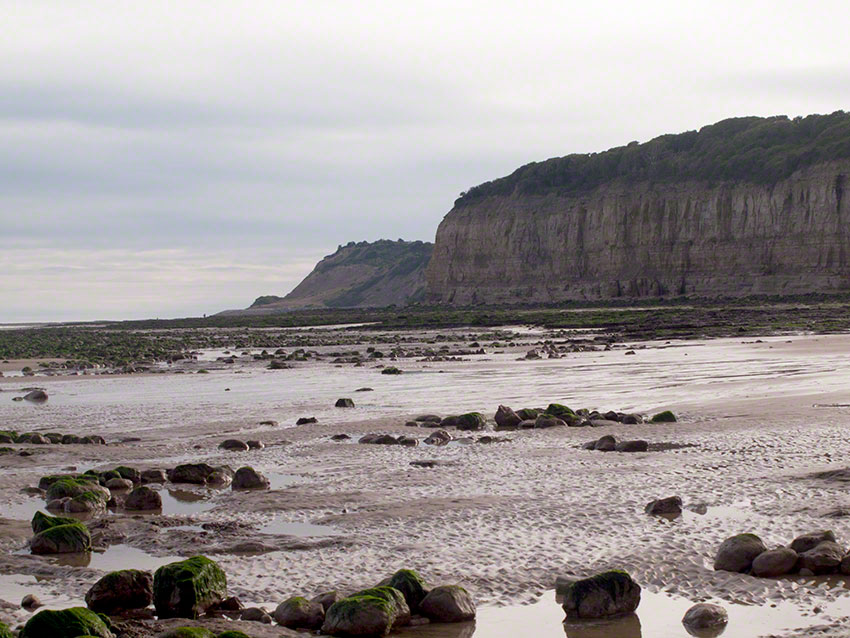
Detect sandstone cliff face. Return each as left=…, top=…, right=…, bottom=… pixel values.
left=426, top=161, right=850, bottom=303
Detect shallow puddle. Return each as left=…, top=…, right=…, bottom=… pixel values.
left=24, top=543, right=184, bottom=571
left=396, top=589, right=850, bottom=638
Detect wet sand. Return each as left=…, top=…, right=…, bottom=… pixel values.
left=3, top=329, right=850, bottom=636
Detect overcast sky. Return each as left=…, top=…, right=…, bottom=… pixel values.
left=3, top=1, right=850, bottom=322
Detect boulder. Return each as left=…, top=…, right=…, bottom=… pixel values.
left=644, top=496, right=683, bottom=516
left=219, top=440, right=249, bottom=451
left=515, top=408, right=539, bottom=421
left=85, top=569, right=153, bottom=613
left=594, top=435, right=618, bottom=452
left=106, top=478, right=135, bottom=490
left=534, top=414, right=566, bottom=429
left=125, top=486, right=163, bottom=511
left=296, top=417, right=318, bottom=425
left=66, top=491, right=108, bottom=513
left=616, top=440, right=649, bottom=452
left=397, top=436, right=418, bottom=447
left=31, top=522, right=91, bottom=554
left=798, top=541, right=844, bottom=574
left=561, top=571, right=640, bottom=619
left=322, top=586, right=410, bottom=636
left=31, top=511, right=77, bottom=534
left=114, top=466, right=141, bottom=483
left=331, top=434, right=351, bottom=441
left=419, top=585, right=475, bottom=622
left=335, top=398, right=355, bottom=408
left=46, top=477, right=105, bottom=501
left=682, top=603, right=728, bottom=632
left=142, top=469, right=168, bottom=484
left=23, top=390, right=48, bottom=403
left=713, top=534, right=767, bottom=572
left=240, top=607, right=273, bottom=623
left=273, top=596, right=325, bottom=630
left=20, top=607, right=113, bottom=638
left=424, top=430, right=452, bottom=446
left=153, top=556, right=227, bottom=619
left=388, top=569, right=428, bottom=612
left=621, top=414, right=643, bottom=424
left=246, top=440, right=264, bottom=450
left=752, top=547, right=799, bottom=577
left=650, top=410, right=677, bottom=423
left=232, top=467, right=270, bottom=490
left=21, top=593, right=42, bottom=610
left=494, top=405, right=521, bottom=430
left=170, top=463, right=216, bottom=484
left=789, top=530, right=837, bottom=554
left=311, top=591, right=342, bottom=612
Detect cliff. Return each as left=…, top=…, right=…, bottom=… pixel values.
left=248, top=239, right=433, bottom=310
left=426, top=112, right=850, bottom=303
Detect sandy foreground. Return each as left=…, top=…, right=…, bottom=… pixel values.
left=2, top=330, right=850, bottom=636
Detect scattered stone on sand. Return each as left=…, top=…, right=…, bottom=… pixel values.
left=682, top=602, right=728, bottom=633
left=561, top=570, right=641, bottom=619
left=594, top=435, right=618, bottom=451
left=789, top=530, right=837, bottom=554
left=645, top=496, right=683, bottom=516
left=219, top=439, right=249, bottom=451
left=170, top=463, right=216, bottom=484
left=494, top=405, right=521, bottom=430
left=330, top=434, right=350, bottom=441
left=714, top=533, right=767, bottom=573
left=296, top=417, right=318, bottom=425
left=414, top=414, right=441, bottom=424
left=31, top=521, right=92, bottom=554
left=335, top=398, right=355, bottom=408
left=23, top=389, right=48, bottom=403
left=125, top=486, right=163, bottom=511
left=21, top=593, right=41, bottom=610
left=798, top=541, right=844, bottom=574
left=650, top=410, right=677, bottom=423
left=240, top=607, right=273, bottom=623
left=424, top=430, right=452, bottom=446
left=752, top=547, right=799, bottom=577
left=419, top=584, right=475, bottom=622
left=232, top=467, right=270, bottom=490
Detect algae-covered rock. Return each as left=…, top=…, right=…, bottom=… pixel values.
left=273, top=595, right=325, bottom=629
left=85, top=569, right=153, bottom=613
left=650, top=410, right=677, bottom=423
left=0, top=622, right=12, bottom=638
left=31, top=510, right=77, bottom=534
left=387, top=569, right=428, bottom=612
left=31, top=522, right=91, bottom=554
left=217, top=632, right=251, bottom=638
left=561, top=571, right=640, bottom=619
left=419, top=585, right=475, bottom=622
left=153, top=556, right=227, bottom=618
left=21, top=606, right=113, bottom=638
left=114, top=465, right=141, bottom=483
left=65, top=490, right=108, bottom=513
left=322, top=586, right=410, bottom=636
left=45, top=477, right=105, bottom=501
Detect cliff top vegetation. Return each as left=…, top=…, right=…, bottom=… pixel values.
left=456, top=111, right=850, bottom=204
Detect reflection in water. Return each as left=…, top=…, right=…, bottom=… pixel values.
left=51, top=544, right=182, bottom=571
left=684, top=625, right=726, bottom=638
left=563, top=613, right=641, bottom=638
left=393, top=621, right=475, bottom=638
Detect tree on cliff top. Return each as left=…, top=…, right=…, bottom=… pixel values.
left=456, top=111, right=850, bottom=204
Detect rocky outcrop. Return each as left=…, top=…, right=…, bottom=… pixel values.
left=427, top=114, right=850, bottom=303
left=231, top=239, right=433, bottom=313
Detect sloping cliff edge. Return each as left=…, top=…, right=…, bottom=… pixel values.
left=426, top=161, right=850, bottom=304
